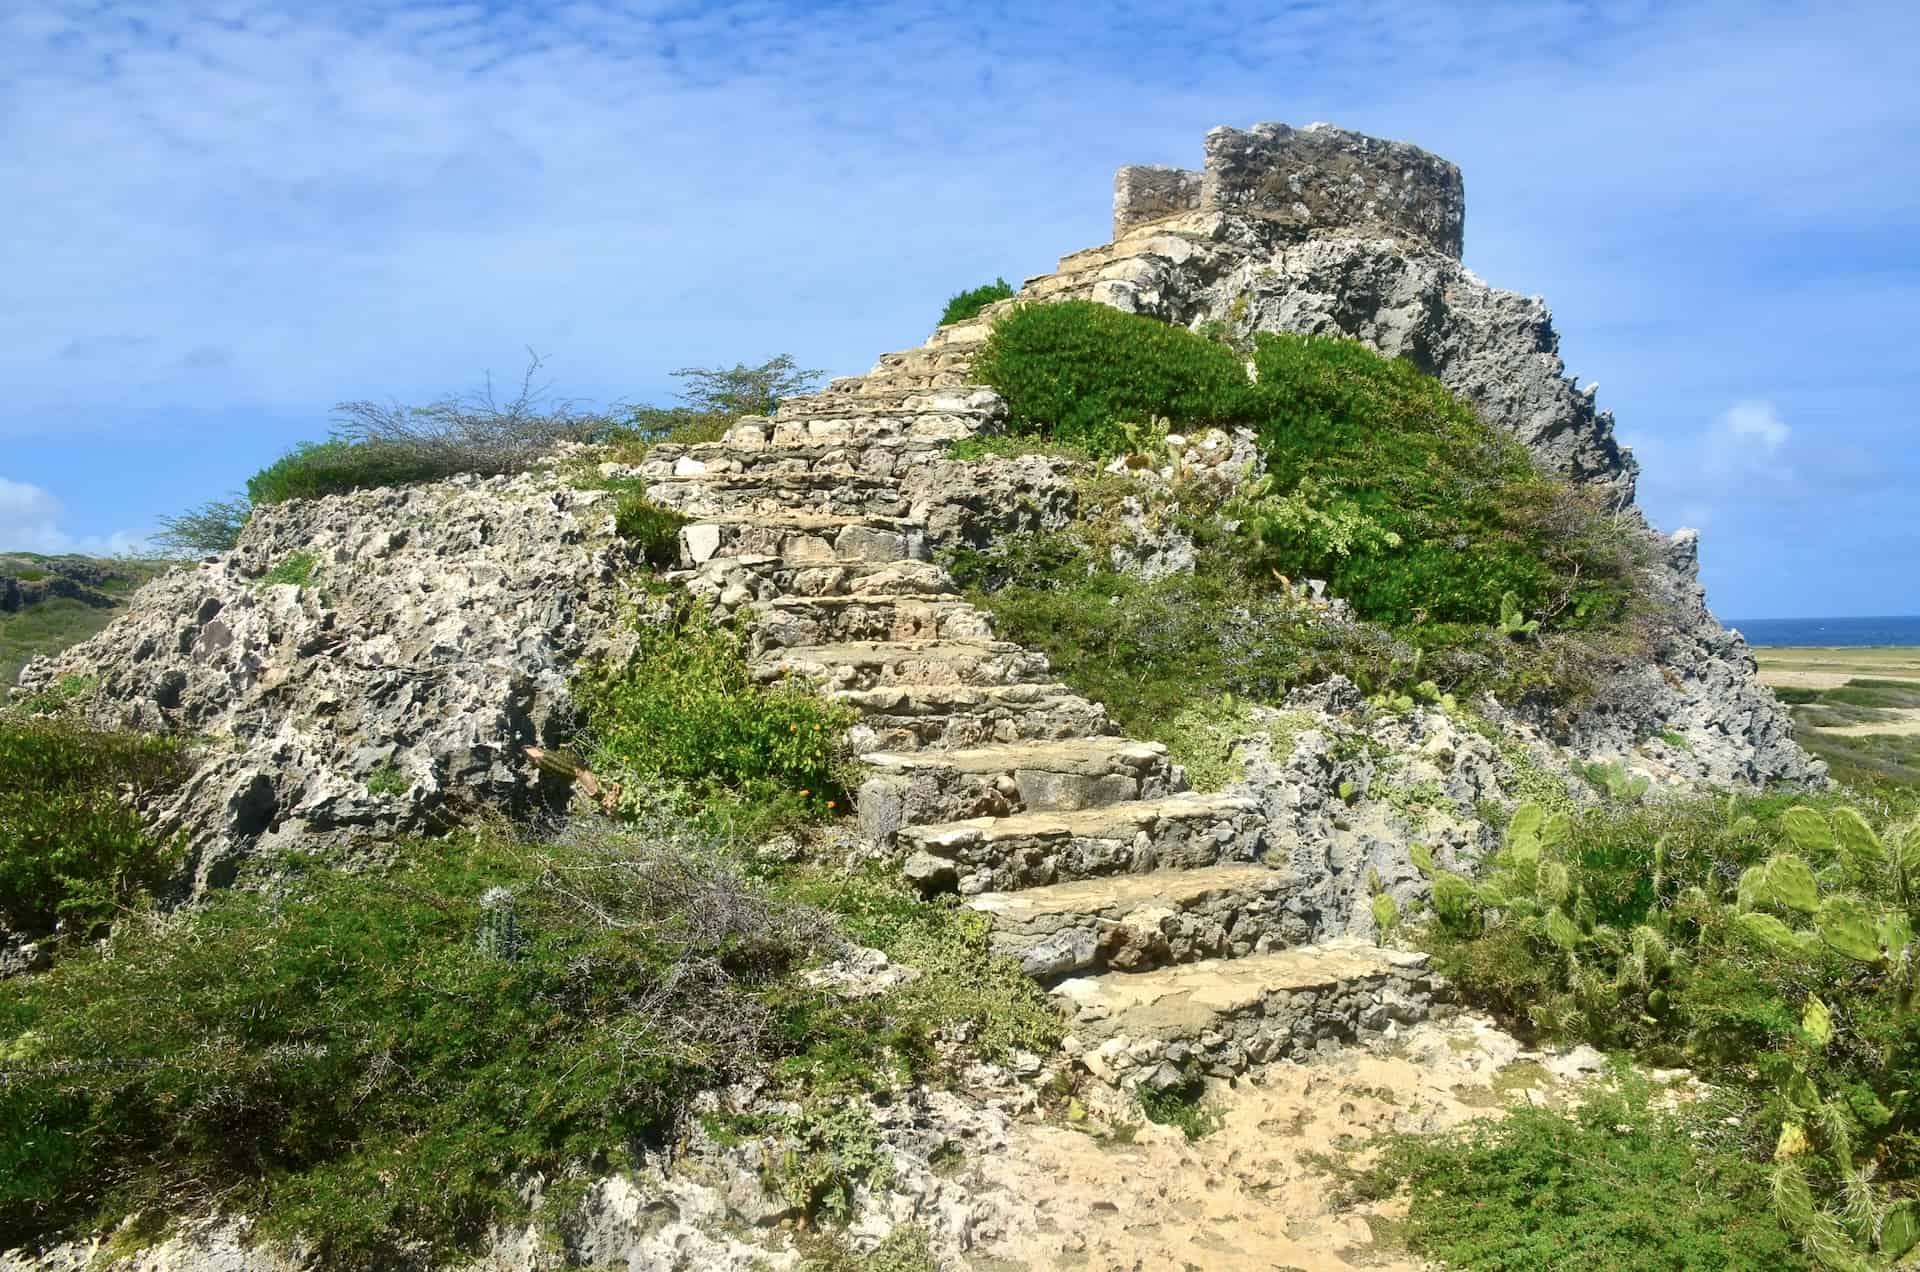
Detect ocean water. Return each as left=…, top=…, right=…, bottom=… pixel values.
left=1725, top=615, right=1920, bottom=648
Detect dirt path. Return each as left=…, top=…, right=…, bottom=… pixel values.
left=964, top=1015, right=1602, bottom=1272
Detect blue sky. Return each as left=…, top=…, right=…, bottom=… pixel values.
left=2, top=0, right=1915, bottom=620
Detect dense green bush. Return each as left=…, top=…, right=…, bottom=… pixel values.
left=973, top=300, right=1252, bottom=455
left=0, top=720, right=189, bottom=935
left=246, top=439, right=445, bottom=505
left=972, top=301, right=1642, bottom=629
left=937, top=277, right=1014, bottom=327
left=1407, top=793, right=1920, bottom=1268
left=574, top=606, right=851, bottom=827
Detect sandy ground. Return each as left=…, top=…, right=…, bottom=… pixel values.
left=1753, top=646, right=1920, bottom=691
left=965, top=1015, right=1616, bottom=1272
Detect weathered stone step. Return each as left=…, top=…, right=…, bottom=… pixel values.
left=638, top=438, right=949, bottom=482
left=679, top=514, right=926, bottom=567
left=647, top=472, right=909, bottom=519
left=749, top=593, right=992, bottom=649
left=897, top=793, right=1262, bottom=895
left=969, top=863, right=1304, bottom=981
left=774, top=385, right=1001, bottom=428
left=838, top=682, right=1111, bottom=754
left=680, top=556, right=951, bottom=610
left=923, top=317, right=994, bottom=349
left=856, top=737, right=1181, bottom=843
left=756, top=639, right=1050, bottom=690
left=1055, top=939, right=1437, bottom=1088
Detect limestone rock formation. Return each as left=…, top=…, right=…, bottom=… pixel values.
left=15, top=471, right=637, bottom=887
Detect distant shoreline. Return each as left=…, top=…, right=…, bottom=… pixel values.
left=1727, top=616, right=1920, bottom=649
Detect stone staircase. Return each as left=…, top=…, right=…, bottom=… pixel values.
left=631, top=292, right=1436, bottom=1092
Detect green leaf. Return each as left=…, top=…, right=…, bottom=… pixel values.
left=1778, top=1067, right=1822, bottom=1112
left=1802, top=996, right=1833, bottom=1048
left=1830, top=807, right=1887, bottom=877
left=1539, top=812, right=1572, bottom=851
left=1883, top=1202, right=1920, bottom=1259
left=1370, top=892, right=1400, bottom=935
left=1817, top=897, right=1884, bottom=964
left=1537, top=860, right=1572, bottom=909
left=1506, top=803, right=1544, bottom=852
left=1408, top=842, right=1435, bottom=877
left=1545, top=908, right=1582, bottom=952
left=1761, top=853, right=1821, bottom=914
left=1737, top=911, right=1811, bottom=960
left=1781, top=807, right=1835, bottom=855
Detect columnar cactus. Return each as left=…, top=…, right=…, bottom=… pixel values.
left=475, top=887, right=524, bottom=962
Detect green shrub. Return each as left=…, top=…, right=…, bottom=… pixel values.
left=937, top=277, right=1014, bottom=327
left=258, top=551, right=316, bottom=588
left=0, top=720, right=189, bottom=935
left=612, top=493, right=689, bottom=569
left=247, top=439, right=444, bottom=505
left=0, top=820, right=840, bottom=1263
left=1411, top=794, right=1920, bottom=1267
left=574, top=607, right=851, bottom=825
left=973, top=300, right=1252, bottom=455
left=1355, top=1076, right=1803, bottom=1270
left=972, top=302, right=1643, bottom=628
left=598, top=354, right=825, bottom=464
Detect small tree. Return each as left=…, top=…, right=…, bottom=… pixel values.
left=151, top=497, right=250, bottom=558
left=668, top=354, right=825, bottom=418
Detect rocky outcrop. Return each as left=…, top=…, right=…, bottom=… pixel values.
left=14, top=470, right=638, bottom=888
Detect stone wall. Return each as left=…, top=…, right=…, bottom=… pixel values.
left=1113, top=164, right=1204, bottom=237
left=1111, top=121, right=1466, bottom=258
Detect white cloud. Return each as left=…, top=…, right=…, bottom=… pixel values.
left=1720, top=400, right=1789, bottom=453
left=0, top=476, right=151, bottom=555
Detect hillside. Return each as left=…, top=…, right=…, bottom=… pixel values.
left=0, top=554, right=168, bottom=690
left=3, top=124, right=1910, bottom=1272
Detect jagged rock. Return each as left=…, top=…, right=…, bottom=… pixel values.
left=13, top=470, right=639, bottom=887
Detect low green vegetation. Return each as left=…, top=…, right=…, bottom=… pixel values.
left=0, top=718, right=190, bottom=936
left=952, top=302, right=1654, bottom=758
left=1353, top=1075, right=1802, bottom=1270
left=1, top=555, right=169, bottom=687
left=936, top=277, right=1014, bottom=327
left=973, top=300, right=1642, bottom=629
left=1397, top=793, right=1920, bottom=1269
left=0, top=817, right=1055, bottom=1266
left=247, top=439, right=446, bottom=505
left=573, top=603, right=852, bottom=833
left=258, top=550, right=317, bottom=588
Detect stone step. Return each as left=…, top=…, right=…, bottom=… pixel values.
left=969, top=863, right=1305, bottom=981
left=923, top=317, right=994, bottom=349
left=638, top=438, right=949, bottom=483
left=897, top=793, right=1262, bottom=895
left=749, top=593, right=993, bottom=649
left=856, top=737, right=1182, bottom=843
left=837, top=682, right=1111, bottom=754
left=1054, top=939, right=1438, bottom=1089
left=774, top=384, right=1002, bottom=426
left=647, top=472, right=909, bottom=520
left=679, top=515, right=927, bottom=567
left=757, top=639, right=1050, bottom=691
left=680, top=556, right=951, bottom=610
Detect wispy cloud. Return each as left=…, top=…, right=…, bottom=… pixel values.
left=1, top=0, right=1915, bottom=613
left=0, top=476, right=150, bottom=555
